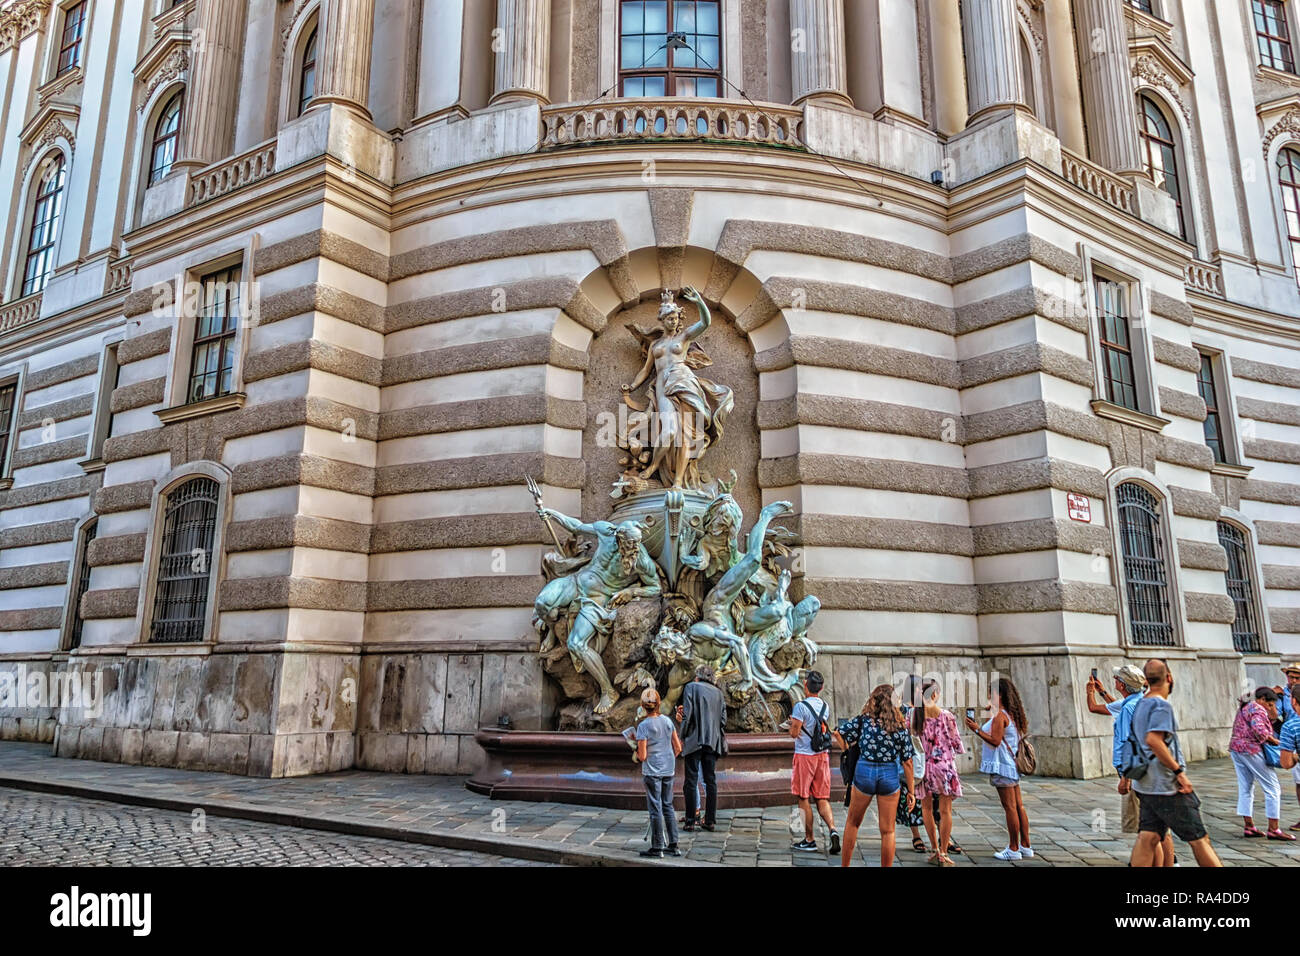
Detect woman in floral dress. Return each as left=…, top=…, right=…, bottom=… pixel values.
left=913, top=679, right=965, bottom=866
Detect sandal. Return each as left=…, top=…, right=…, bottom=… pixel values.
left=947, top=841, right=963, bottom=855
left=927, top=851, right=941, bottom=865
left=938, top=854, right=955, bottom=867
left=912, top=836, right=927, bottom=852
left=1243, top=826, right=1264, bottom=838
left=1267, top=829, right=1297, bottom=841
left=1290, top=821, right=1300, bottom=831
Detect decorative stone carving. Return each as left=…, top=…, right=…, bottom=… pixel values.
left=0, top=0, right=50, bottom=54
left=528, top=290, right=821, bottom=734
left=140, top=48, right=190, bottom=112
left=20, top=117, right=73, bottom=178
left=1263, top=108, right=1300, bottom=155
left=1132, top=53, right=1190, bottom=124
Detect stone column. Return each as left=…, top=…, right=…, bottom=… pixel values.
left=959, top=0, right=1026, bottom=122
left=176, top=0, right=247, bottom=169
left=312, top=0, right=377, bottom=118
left=491, top=0, right=551, bottom=104
left=790, top=0, right=852, bottom=107
left=1073, top=0, right=1143, bottom=174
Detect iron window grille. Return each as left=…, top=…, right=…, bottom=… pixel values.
left=56, top=2, right=87, bottom=75
left=1256, top=0, right=1296, bottom=72
left=1138, top=95, right=1187, bottom=241
left=0, top=380, right=16, bottom=473
left=1095, top=278, right=1139, bottom=411
left=1197, top=352, right=1226, bottom=464
left=149, top=92, right=183, bottom=184
left=149, top=477, right=220, bottom=644
left=186, top=265, right=242, bottom=404
left=1116, top=482, right=1175, bottom=647
left=297, top=27, right=317, bottom=116
left=1218, top=521, right=1263, bottom=653
left=619, top=1, right=722, bottom=99
left=22, top=155, right=66, bottom=297
left=68, top=519, right=97, bottom=649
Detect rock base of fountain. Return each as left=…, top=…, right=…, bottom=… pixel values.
left=467, top=728, right=846, bottom=809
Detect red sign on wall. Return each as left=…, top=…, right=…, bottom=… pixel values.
left=1067, top=493, right=1092, bottom=523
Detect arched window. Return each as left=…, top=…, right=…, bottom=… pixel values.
left=66, top=518, right=97, bottom=650
left=21, top=154, right=67, bottom=297
left=149, top=91, right=183, bottom=184
left=1278, top=147, right=1300, bottom=287
left=1018, top=33, right=1037, bottom=119
left=1218, top=521, right=1264, bottom=653
left=1138, top=94, right=1188, bottom=241
left=1116, top=482, right=1175, bottom=647
left=297, top=26, right=317, bottom=116
left=149, top=476, right=220, bottom=643
left=619, top=1, right=721, bottom=97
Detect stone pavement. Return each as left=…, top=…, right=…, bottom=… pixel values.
left=1, top=741, right=1298, bottom=866
left=0, top=787, right=540, bottom=867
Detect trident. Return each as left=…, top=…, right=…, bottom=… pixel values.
left=525, top=475, right=565, bottom=553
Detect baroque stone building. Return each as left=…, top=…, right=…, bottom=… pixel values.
left=1, top=0, right=1299, bottom=779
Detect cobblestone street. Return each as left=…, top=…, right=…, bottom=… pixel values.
left=2, top=742, right=1298, bottom=866
left=0, top=787, right=542, bottom=867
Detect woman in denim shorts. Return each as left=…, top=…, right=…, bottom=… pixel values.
left=833, top=684, right=915, bottom=868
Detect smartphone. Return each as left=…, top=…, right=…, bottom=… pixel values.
left=965, top=708, right=975, bottom=721
left=1091, top=667, right=1099, bottom=681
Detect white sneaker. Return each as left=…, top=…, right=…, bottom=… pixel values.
left=994, top=847, right=1022, bottom=861
left=1020, top=845, right=1034, bottom=858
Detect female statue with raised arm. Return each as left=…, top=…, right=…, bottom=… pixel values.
left=622, top=287, right=734, bottom=489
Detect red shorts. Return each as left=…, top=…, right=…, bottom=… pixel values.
left=791, top=752, right=831, bottom=800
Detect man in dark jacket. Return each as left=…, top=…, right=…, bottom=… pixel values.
left=675, top=665, right=727, bottom=831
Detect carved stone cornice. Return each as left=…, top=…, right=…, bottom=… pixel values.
left=139, top=47, right=189, bottom=111
left=19, top=115, right=74, bottom=177
left=1131, top=53, right=1190, bottom=124
left=0, top=0, right=50, bottom=54
left=1263, top=107, right=1300, bottom=155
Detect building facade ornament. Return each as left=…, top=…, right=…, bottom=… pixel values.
left=1016, top=0, right=1045, bottom=57
left=139, top=48, right=190, bottom=111
left=279, top=0, right=315, bottom=55
left=1132, top=52, right=1190, bottom=124
left=1263, top=107, right=1300, bottom=155
left=20, top=116, right=73, bottom=177
left=0, top=0, right=50, bottom=54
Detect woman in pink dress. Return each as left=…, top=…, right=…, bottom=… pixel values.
left=912, top=679, right=965, bottom=866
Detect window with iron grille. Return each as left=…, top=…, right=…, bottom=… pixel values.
left=1095, top=278, right=1139, bottom=411
left=67, top=519, right=97, bottom=649
left=186, top=265, right=242, bottom=404
left=297, top=27, right=317, bottom=116
left=57, top=2, right=87, bottom=75
left=1256, top=0, right=1296, bottom=72
left=1218, top=521, right=1263, bottom=653
left=1138, top=95, right=1188, bottom=241
left=619, top=1, right=721, bottom=98
left=149, top=92, right=183, bottom=184
left=1197, top=351, right=1227, bottom=464
left=1116, top=482, right=1175, bottom=646
left=0, top=380, right=17, bottom=476
left=22, top=155, right=66, bottom=297
left=149, top=477, right=220, bottom=643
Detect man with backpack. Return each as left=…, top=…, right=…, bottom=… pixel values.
left=1086, top=664, right=1173, bottom=866
left=1125, top=660, right=1222, bottom=867
left=788, top=670, right=840, bottom=854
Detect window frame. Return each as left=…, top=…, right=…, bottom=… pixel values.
left=81, top=341, right=121, bottom=471
left=297, top=25, right=318, bottom=117
left=148, top=90, right=184, bottom=185
left=1255, top=0, right=1297, bottom=74
left=55, top=0, right=88, bottom=77
left=1137, top=93, right=1191, bottom=242
left=617, top=0, right=724, bottom=98
left=1277, top=145, right=1300, bottom=288
left=1217, top=518, right=1268, bottom=654
left=20, top=152, right=67, bottom=299
left=0, top=372, right=20, bottom=486
left=1081, top=254, right=1164, bottom=427
left=1110, top=476, right=1184, bottom=650
left=60, top=514, right=98, bottom=651
left=135, top=463, right=230, bottom=647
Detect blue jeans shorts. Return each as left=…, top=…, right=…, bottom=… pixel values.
left=853, top=760, right=900, bottom=796
left=989, top=773, right=1018, bottom=789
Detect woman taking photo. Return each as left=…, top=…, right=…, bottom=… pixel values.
left=1230, top=687, right=1293, bottom=841
left=833, top=684, right=915, bottom=867
left=914, top=679, right=965, bottom=866
left=965, top=677, right=1033, bottom=861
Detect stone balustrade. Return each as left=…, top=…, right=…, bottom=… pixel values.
left=103, top=258, right=132, bottom=296
left=1060, top=148, right=1136, bottom=216
left=540, top=99, right=805, bottom=151
left=187, top=139, right=277, bottom=206
left=0, top=293, right=41, bottom=334
left=1185, top=259, right=1224, bottom=297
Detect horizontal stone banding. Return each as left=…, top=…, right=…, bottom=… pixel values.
left=1183, top=591, right=1236, bottom=624
left=0, top=518, right=77, bottom=549
left=18, top=393, right=95, bottom=430
left=1240, top=479, right=1300, bottom=506
left=25, top=354, right=99, bottom=392
left=759, top=453, right=968, bottom=498
left=367, top=576, right=539, bottom=610
left=805, top=577, right=975, bottom=613
left=10, top=435, right=88, bottom=469
left=87, top=532, right=147, bottom=567
left=976, top=580, right=1117, bottom=615
left=1151, top=337, right=1201, bottom=373
left=224, top=515, right=371, bottom=554
left=1169, top=485, right=1223, bottom=520
left=1256, top=521, right=1300, bottom=548
left=0, top=561, right=68, bottom=590
left=1233, top=357, right=1300, bottom=389
left=964, top=400, right=1108, bottom=446
left=110, top=377, right=166, bottom=414
left=1244, top=438, right=1300, bottom=465
left=242, top=340, right=382, bottom=387
left=378, top=396, right=584, bottom=441
left=258, top=283, right=386, bottom=333
left=774, top=335, right=958, bottom=388
left=389, top=221, right=627, bottom=283
left=218, top=576, right=368, bottom=612
left=951, top=234, right=1083, bottom=284
left=960, top=342, right=1094, bottom=390
left=748, top=277, right=955, bottom=336
left=0, top=474, right=99, bottom=511
left=956, top=287, right=1088, bottom=337
left=0, top=606, right=62, bottom=630
left=116, top=328, right=172, bottom=364
left=93, top=480, right=155, bottom=515
left=386, top=279, right=602, bottom=335
left=80, top=587, right=139, bottom=620
left=381, top=334, right=585, bottom=387
left=1148, top=290, right=1194, bottom=326
left=376, top=453, right=582, bottom=496
left=757, top=394, right=951, bottom=438
left=797, top=515, right=974, bottom=555
left=231, top=455, right=374, bottom=497
left=968, top=457, right=1107, bottom=499
left=1237, top=396, right=1300, bottom=426
left=972, top=518, right=1111, bottom=556
left=255, top=230, right=391, bottom=282
left=1158, top=387, right=1207, bottom=422
left=1263, top=564, right=1300, bottom=589
left=1177, top=539, right=1228, bottom=571
left=370, top=513, right=541, bottom=553
left=1269, top=607, right=1300, bottom=633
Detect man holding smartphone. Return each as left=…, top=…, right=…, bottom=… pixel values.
left=1086, top=664, right=1173, bottom=866
left=1129, top=660, right=1222, bottom=867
